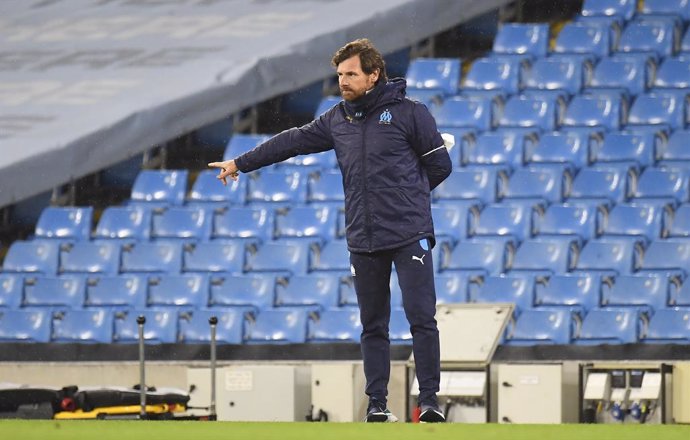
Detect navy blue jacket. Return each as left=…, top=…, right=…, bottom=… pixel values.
left=235, top=78, right=452, bottom=253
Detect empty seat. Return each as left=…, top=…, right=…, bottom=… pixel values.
left=630, top=168, right=690, bottom=206
left=472, top=203, right=534, bottom=243
left=658, top=129, right=690, bottom=168
left=274, top=274, right=341, bottom=309
left=178, top=309, right=245, bottom=344
left=462, top=57, right=522, bottom=95
left=94, top=206, right=152, bottom=241
left=307, top=308, right=361, bottom=343
left=35, top=206, right=93, bottom=241
left=586, top=56, right=654, bottom=98
left=307, top=170, right=344, bottom=205
left=553, top=22, right=613, bottom=59
left=653, top=57, right=690, bottom=90
left=59, top=241, right=121, bottom=275
left=151, top=207, right=212, bottom=242
left=639, top=239, right=690, bottom=275
left=405, top=58, right=461, bottom=95
left=592, top=131, right=660, bottom=171
left=642, top=0, right=690, bottom=20
left=643, top=308, right=690, bottom=343
left=22, top=276, right=86, bottom=310
left=442, top=238, right=514, bottom=275
left=223, top=134, right=271, bottom=162
left=275, top=206, right=337, bottom=242
left=501, top=167, right=566, bottom=205
left=522, top=57, right=588, bottom=97
left=147, top=274, right=209, bottom=309
left=2, top=240, right=60, bottom=275
left=0, top=309, right=51, bottom=342
left=431, top=96, right=497, bottom=131
left=504, top=309, right=574, bottom=345
left=0, top=274, right=23, bottom=309
left=431, top=203, right=477, bottom=243
left=433, top=169, right=502, bottom=205
left=497, top=95, right=562, bottom=132
left=84, top=275, right=148, bottom=310
left=244, top=309, right=310, bottom=344
left=434, top=273, right=471, bottom=304
left=407, top=89, right=444, bottom=108
left=246, top=170, right=308, bottom=206
left=212, top=206, right=274, bottom=243
left=130, top=170, right=188, bottom=206
left=601, top=273, right=670, bottom=312
left=601, top=203, right=667, bottom=242
left=209, top=274, right=275, bottom=311
left=493, top=23, right=549, bottom=58
left=113, top=309, right=177, bottom=344
left=562, top=94, right=624, bottom=131
left=182, top=241, right=245, bottom=274
left=462, top=132, right=529, bottom=170
left=626, top=92, right=687, bottom=132
left=668, top=204, right=690, bottom=238
left=511, top=238, right=579, bottom=275
left=525, top=131, right=592, bottom=172
left=581, top=0, right=636, bottom=21
left=575, top=308, right=641, bottom=344
left=534, top=273, right=601, bottom=313
left=576, top=238, right=642, bottom=275
left=311, top=240, right=349, bottom=272
left=568, top=167, right=632, bottom=206
left=51, top=309, right=113, bottom=343
left=120, top=242, right=182, bottom=274
left=617, top=19, right=679, bottom=60
left=536, top=203, right=601, bottom=243
left=187, top=170, right=247, bottom=206
left=245, top=241, right=313, bottom=276
left=469, top=274, right=536, bottom=312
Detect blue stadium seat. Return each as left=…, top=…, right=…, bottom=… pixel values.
left=568, top=167, right=632, bottom=206
left=652, top=57, right=690, bottom=91
left=469, top=274, right=536, bottom=312
left=433, top=169, right=503, bottom=205
left=521, top=56, right=589, bottom=97
left=389, top=308, right=412, bottom=344
left=182, top=241, right=245, bottom=274
left=2, top=240, right=60, bottom=275
left=575, top=308, right=641, bottom=344
left=461, top=132, right=529, bottom=170
left=244, top=308, right=310, bottom=344
left=94, top=206, right=152, bottom=241
left=442, top=238, right=514, bottom=275
left=147, top=274, right=209, bottom=310
left=511, top=237, right=579, bottom=275
left=536, top=203, right=601, bottom=243
left=308, top=170, right=344, bottom=206
left=683, top=27, right=690, bottom=53
left=524, top=131, right=592, bottom=172
left=630, top=168, right=690, bottom=206
left=534, top=273, right=601, bottom=313
left=591, top=131, right=660, bottom=172
left=211, top=206, right=274, bottom=244
left=616, top=19, right=679, bottom=60
left=671, top=278, right=690, bottom=306
left=0, top=309, right=51, bottom=343
left=504, top=309, right=574, bottom=345
left=462, top=57, right=523, bottom=96
left=338, top=275, right=358, bottom=307
left=581, top=0, right=636, bottom=21
left=601, top=273, right=670, bottom=312
left=51, top=309, right=113, bottom=343
left=431, top=96, right=498, bottom=131
left=244, top=241, right=313, bottom=276
left=311, top=240, right=349, bottom=272
left=626, top=92, right=688, bottom=132
left=586, top=55, right=654, bottom=99
left=658, top=130, right=690, bottom=168
left=407, top=89, right=444, bottom=108
left=405, top=58, right=462, bottom=95
left=188, top=170, right=247, bottom=206
left=497, top=95, right=563, bottom=132
left=575, top=238, right=643, bottom=275
left=278, top=150, right=338, bottom=171
left=431, top=203, right=477, bottom=243
left=275, top=206, right=337, bottom=242
left=246, top=170, right=308, bottom=206
left=130, top=170, right=188, bottom=206
left=178, top=309, right=245, bottom=344
left=434, top=273, right=471, bottom=304
left=223, top=134, right=271, bottom=162
left=668, top=204, right=690, bottom=238
left=639, top=239, right=690, bottom=276
left=471, top=203, right=534, bottom=243
left=22, top=276, right=86, bottom=310
left=642, top=308, right=690, bottom=343
left=84, top=275, right=148, bottom=310
left=151, top=207, right=212, bottom=242
left=642, top=0, right=690, bottom=21
left=59, top=241, right=121, bottom=275
left=493, top=23, right=550, bottom=58
left=120, top=241, right=182, bottom=274
left=274, top=274, right=341, bottom=309
left=501, top=167, right=566, bottom=205
left=209, top=274, right=275, bottom=311
left=553, top=22, right=613, bottom=59
left=307, top=308, right=361, bottom=343
left=35, top=206, right=93, bottom=241
left=561, top=94, right=624, bottom=131
left=113, top=309, right=177, bottom=344
left=314, top=96, right=342, bottom=118
left=601, top=203, right=668, bottom=243
left=0, top=274, right=23, bottom=309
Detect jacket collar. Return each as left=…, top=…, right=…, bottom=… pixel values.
left=342, top=78, right=406, bottom=120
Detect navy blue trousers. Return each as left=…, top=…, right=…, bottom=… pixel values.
left=350, top=239, right=440, bottom=408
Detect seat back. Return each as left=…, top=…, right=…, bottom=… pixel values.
left=35, top=207, right=93, bottom=241
left=130, top=170, right=188, bottom=206
left=0, top=309, right=51, bottom=342
left=51, top=309, right=113, bottom=343
left=405, top=58, right=461, bottom=95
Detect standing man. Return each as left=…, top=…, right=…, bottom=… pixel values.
left=209, top=38, right=451, bottom=423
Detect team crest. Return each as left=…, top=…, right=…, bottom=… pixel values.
left=379, top=109, right=392, bottom=124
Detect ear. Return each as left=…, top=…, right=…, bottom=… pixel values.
left=369, top=68, right=380, bottom=83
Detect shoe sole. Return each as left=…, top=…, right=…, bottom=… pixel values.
left=365, top=412, right=399, bottom=423
left=419, top=409, right=445, bottom=423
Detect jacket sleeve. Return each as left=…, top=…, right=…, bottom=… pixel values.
left=409, top=102, right=453, bottom=191
left=234, top=112, right=334, bottom=173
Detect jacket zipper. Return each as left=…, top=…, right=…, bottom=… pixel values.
left=360, top=118, right=372, bottom=252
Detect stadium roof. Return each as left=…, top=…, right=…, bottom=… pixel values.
left=0, top=0, right=510, bottom=208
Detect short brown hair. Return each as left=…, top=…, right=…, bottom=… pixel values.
left=331, top=38, right=388, bottom=84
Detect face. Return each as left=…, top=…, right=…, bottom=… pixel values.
left=336, top=54, right=379, bottom=102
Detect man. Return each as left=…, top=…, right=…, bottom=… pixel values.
left=209, top=38, right=451, bottom=423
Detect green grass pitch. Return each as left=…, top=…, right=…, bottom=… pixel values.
left=1, top=420, right=689, bottom=440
